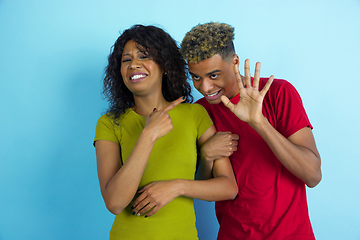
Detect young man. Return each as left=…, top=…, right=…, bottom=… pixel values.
left=181, top=22, right=322, bottom=240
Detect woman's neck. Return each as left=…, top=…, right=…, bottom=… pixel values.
left=132, top=95, right=169, bottom=117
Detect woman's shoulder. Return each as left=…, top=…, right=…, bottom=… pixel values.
left=97, top=109, right=132, bottom=125
left=172, top=103, right=209, bottom=123
left=175, top=102, right=205, bottom=109
left=174, top=102, right=207, bottom=113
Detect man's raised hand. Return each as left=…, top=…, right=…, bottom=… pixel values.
left=220, top=59, right=274, bottom=126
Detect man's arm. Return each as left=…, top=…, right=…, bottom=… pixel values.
left=197, top=131, right=239, bottom=180
left=251, top=118, right=321, bottom=187
left=221, top=59, right=321, bottom=187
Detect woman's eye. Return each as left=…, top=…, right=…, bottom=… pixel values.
left=139, top=54, right=148, bottom=59
left=122, top=58, right=131, bottom=63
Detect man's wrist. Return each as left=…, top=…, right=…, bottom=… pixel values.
left=200, top=146, right=214, bottom=162
left=249, top=115, right=269, bottom=132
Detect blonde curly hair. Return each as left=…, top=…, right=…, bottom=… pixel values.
left=180, top=22, right=235, bottom=63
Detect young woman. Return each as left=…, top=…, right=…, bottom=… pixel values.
left=94, top=25, right=237, bottom=240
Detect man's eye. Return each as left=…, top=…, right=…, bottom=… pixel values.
left=193, top=76, right=200, bottom=81
left=210, top=74, right=218, bottom=79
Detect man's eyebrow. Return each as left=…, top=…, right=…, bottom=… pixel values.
left=206, top=69, right=221, bottom=76
left=189, top=69, right=221, bottom=77
left=189, top=71, right=197, bottom=77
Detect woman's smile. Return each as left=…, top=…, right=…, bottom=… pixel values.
left=129, top=72, right=148, bottom=83
left=121, top=40, right=164, bottom=95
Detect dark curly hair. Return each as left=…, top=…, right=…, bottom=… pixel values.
left=103, top=25, right=193, bottom=120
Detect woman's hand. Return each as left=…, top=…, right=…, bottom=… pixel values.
left=131, top=180, right=182, bottom=217
left=143, top=97, right=185, bottom=142
left=96, top=97, right=185, bottom=215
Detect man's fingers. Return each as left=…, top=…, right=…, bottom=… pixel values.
left=234, top=62, right=244, bottom=90
left=217, top=131, right=232, bottom=135
left=217, top=132, right=239, bottom=141
left=244, top=59, right=251, bottom=87
left=253, top=62, right=261, bottom=90
left=221, top=95, right=235, bottom=113
left=260, top=75, right=274, bottom=97
left=231, top=134, right=240, bottom=141
left=162, top=96, right=185, bottom=113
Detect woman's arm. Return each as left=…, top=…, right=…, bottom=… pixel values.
left=132, top=124, right=238, bottom=217
left=96, top=98, right=185, bottom=215
left=95, top=128, right=156, bottom=215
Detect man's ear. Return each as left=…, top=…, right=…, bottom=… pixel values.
left=232, top=54, right=239, bottom=66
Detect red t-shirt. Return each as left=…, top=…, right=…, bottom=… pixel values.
left=196, top=78, right=315, bottom=240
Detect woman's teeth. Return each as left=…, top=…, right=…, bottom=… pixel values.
left=131, top=74, right=146, bottom=80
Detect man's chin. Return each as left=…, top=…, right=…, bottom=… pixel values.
left=204, top=96, right=222, bottom=105
left=202, top=90, right=224, bottom=104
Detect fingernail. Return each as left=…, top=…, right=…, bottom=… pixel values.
left=182, top=96, right=186, bottom=100
left=153, top=108, right=156, bottom=111
left=132, top=211, right=135, bottom=215
left=137, top=213, right=141, bottom=216
left=130, top=206, right=134, bottom=210
left=145, top=215, right=148, bottom=218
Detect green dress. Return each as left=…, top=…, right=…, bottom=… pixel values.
left=94, top=103, right=213, bottom=240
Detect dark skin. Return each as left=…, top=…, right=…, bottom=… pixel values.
left=189, top=56, right=322, bottom=188
left=95, top=41, right=238, bottom=217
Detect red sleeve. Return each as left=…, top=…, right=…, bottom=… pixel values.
left=262, top=79, right=312, bottom=139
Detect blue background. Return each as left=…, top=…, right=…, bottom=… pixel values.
left=1, top=0, right=359, bottom=239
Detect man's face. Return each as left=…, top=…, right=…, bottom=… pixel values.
left=188, top=54, right=240, bottom=104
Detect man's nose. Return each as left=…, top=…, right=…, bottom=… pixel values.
left=199, top=78, right=214, bottom=93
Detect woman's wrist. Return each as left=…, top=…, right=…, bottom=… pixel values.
left=172, top=179, right=186, bottom=197
left=141, top=127, right=158, bottom=144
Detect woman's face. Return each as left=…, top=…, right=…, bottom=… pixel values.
left=120, top=40, right=164, bottom=97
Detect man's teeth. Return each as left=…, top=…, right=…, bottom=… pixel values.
left=131, top=74, right=146, bottom=80
left=207, top=91, right=220, bottom=97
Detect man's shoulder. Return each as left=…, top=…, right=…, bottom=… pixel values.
left=195, top=97, right=218, bottom=112
left=259, top=78, right=295, bottom=92
left=260, top=77, right=291, bottom=89
left=195, top=97, right=208, bottom=105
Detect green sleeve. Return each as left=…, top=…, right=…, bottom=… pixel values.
left=93, top=114, right=120, bottom=146
left=191, top=103, right=213, bottom=140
